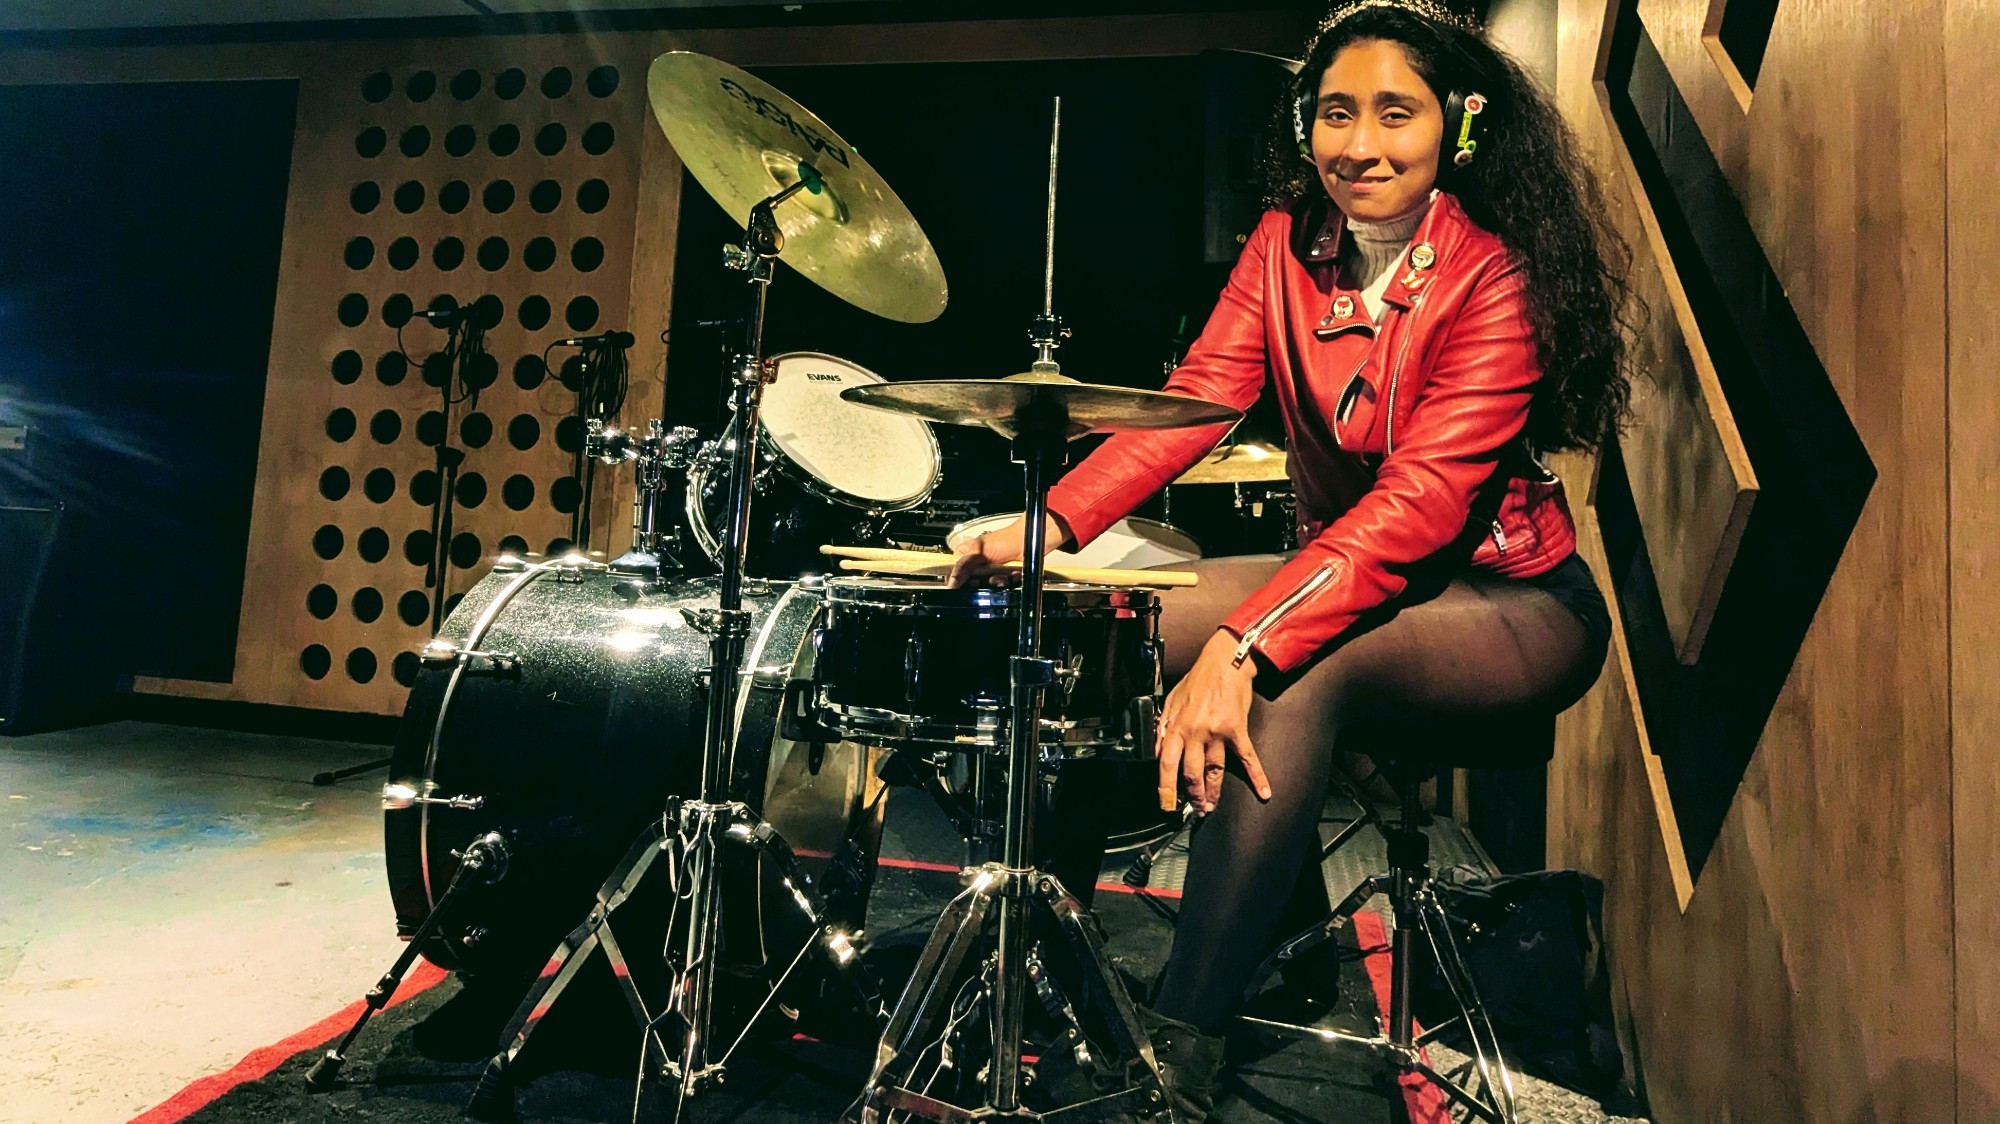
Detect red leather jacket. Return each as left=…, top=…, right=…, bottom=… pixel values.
left=1047, top=192, right=1576, bottom=674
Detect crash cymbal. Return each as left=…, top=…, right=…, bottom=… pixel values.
left=646, top=51, right=947, bottom=323
left=1173, top=443, right=1290, bottom=485
left=841, top=372, right=1241, bottom=440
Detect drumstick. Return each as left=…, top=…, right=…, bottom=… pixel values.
left=820, top=544, right=1200, bottom=588
left=832, top=557, right=1199, bottom=588
left=819, top=545, right=949, bottom=562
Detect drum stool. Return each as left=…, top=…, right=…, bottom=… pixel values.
left=1242, top=711, right=1555, bottom=1124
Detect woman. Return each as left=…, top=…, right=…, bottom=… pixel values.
left=951, top=1, right=1631, bottom=1117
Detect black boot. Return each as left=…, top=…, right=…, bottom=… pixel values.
left=1025, top=1005, right=1226, bottom=1123
left=1137, top=1005, right=1226, bottom=1124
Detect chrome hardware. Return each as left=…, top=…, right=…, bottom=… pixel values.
left=682, top=607, right=723, bottom=633
left=1053, top=651, right=1085, bottom=702
left=383, top=781, right=485, bottom=812
left=418, top=639, right=522, bottom=674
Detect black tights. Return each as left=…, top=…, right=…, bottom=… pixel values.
left=1145, top=555, right=1604, bottom=1034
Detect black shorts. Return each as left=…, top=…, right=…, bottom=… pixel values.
left=1520, top=551, right=1613, bottom=660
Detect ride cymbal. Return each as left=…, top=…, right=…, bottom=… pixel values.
left=646, top=51, right=948, bottom=323
left=1172, top=443, right=1290, bottom=485
left=841, top=372, right=1241, bottom=440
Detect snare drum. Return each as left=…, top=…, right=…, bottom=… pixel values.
left=690, top=352, right=940, bottom=577
left=813, top=577, right=1161, bottom=757
left=947, top=512, right=1202, bottom=571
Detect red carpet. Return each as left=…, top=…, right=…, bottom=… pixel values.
left=128, top=961, right=450, bottom=1124
left=1354, top=910, right=1452, bottom=1124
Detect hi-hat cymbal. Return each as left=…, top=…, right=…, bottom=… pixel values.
left=840, top=372, right=1241, bottom=440
left=646, top=52, right=947, bottom=324
left=1173, top=443, right=1290, bottom=485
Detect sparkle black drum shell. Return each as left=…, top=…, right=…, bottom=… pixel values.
left=813, top=578, right=1162, bottom=757
left=385, top=568, right=883, bottom=980
left=687, top=353, right=940, bottom=579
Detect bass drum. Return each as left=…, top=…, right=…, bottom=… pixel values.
left=385, top=566, right=885, bottom=981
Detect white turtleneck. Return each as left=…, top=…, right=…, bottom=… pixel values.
left=1339, top=196, right=1431, bottom=322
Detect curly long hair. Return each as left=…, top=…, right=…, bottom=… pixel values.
left=1269, top=1, right=1636, bottom=453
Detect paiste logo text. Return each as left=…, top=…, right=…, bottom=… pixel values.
left=719, top=78, right=853, bottom=169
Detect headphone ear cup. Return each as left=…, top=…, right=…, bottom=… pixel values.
left=1294, top=86, right=1316, bottom=161
left=1440, top=89, right=1489, bottom=175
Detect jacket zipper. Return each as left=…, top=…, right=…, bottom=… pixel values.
left=1490, top=519, right=1508, bottom=556
left=1330, top=354, right=1369, bottom=449
left=1384, top=314, right=1419, bottom=455
left=1233, top=564, right=1338, bottom=666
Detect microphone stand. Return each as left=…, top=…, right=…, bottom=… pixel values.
left=312, top=304, right=473, bottom=788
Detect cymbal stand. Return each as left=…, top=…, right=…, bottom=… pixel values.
left=468, top=164, right=883, bottom=1118
left=858, top=99, right=1168, bottom=1123
left=857, top=408, right=1167, bottom=1124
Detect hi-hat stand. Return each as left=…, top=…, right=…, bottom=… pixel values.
left=468, top=165, right=884, bottom=1120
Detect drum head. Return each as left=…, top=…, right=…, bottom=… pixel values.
left=948, top=513, right=1203, bottom=571
left=762, top=352, right=938, bottom=507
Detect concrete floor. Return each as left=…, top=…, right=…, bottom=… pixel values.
left=0, top=722, right=400, bottom=1124
left=0, top=720, right=1642, bottom=1124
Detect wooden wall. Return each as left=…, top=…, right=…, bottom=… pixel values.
left=1949, top=0, right=2000, bottom=1113
left=1548, top=0, right=1971, bottom=1117
left=0, top=12, right=1301, bottom=716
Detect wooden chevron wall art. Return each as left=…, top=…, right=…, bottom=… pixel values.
left=1592, top=0, right=1876, bottom=887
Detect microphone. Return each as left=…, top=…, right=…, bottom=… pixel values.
left=418, top=296, right=502, bottom=330
left=416, top=297, right=466, bottom=326
left=553, top=330, right=636, bottom=348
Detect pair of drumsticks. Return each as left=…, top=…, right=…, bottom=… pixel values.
left=819, top=544, right=1198, bottom=812
left=816, top=544, right=1199, bottom=588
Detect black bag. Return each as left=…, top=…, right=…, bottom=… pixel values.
left=1416, top=868, right=1625, bottom=1098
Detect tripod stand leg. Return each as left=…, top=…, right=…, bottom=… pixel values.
left=1415, top=889, right=1519, bottom=1123
left=862, top=878, right=996, bottom=1101
left=1034, top=874, right=1167, bottom=1115
left=468, top=820, right=672, bottom=1121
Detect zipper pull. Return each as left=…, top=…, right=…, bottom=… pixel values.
left=1490, top=519, right=1508, bottom=555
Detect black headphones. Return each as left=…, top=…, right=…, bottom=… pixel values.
left=1290, top=24, right=1494, bottom=180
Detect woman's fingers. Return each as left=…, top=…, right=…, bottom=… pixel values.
left=1234, top=730, right=1273, bottom=802
left=1181, top=737, right=1209, bottom=812
left=1200, top=740, right=1232, bottom=808
left=946, top=538, right=979, bottom=588
left=1156, top=727, right=1186, bottom=810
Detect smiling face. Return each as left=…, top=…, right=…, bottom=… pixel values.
left=1308, top=38, right=1444, bottom=224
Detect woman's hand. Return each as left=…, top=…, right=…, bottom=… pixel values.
left=1157, top=630, right=1274, bottom=814
left=946, top=513, right=1066, bottom=588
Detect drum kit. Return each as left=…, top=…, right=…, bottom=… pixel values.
left=305, top=51, right=1282, bottom=1122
